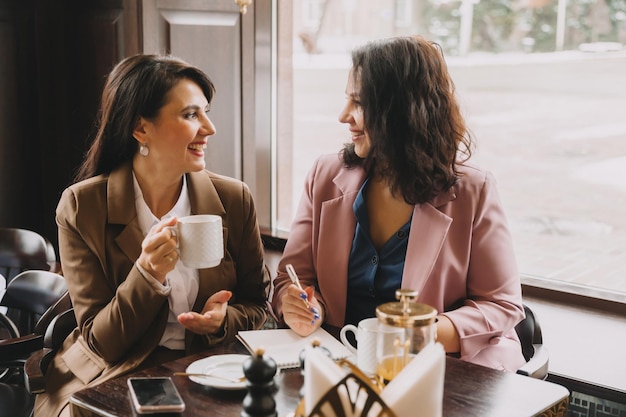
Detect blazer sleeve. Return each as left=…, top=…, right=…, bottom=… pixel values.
left=440, top=171, right=525, bottom=364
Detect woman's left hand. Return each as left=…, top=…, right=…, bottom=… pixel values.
left=177, top=290, right=232, bottom=335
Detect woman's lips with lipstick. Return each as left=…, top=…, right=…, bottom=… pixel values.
left=350, top=130, right=364, bottom=141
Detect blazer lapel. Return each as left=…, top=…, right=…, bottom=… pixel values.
left=108, top=162, right=144, bottom=263
left=316, top=166, right=366, bottom=325
left=402, top=190, right=456, bottom=296
left=187, top=171, right=226, bottom=217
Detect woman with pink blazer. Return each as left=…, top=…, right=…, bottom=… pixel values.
left=271, top=36, right=526, bottom=372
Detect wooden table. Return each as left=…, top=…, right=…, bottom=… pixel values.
left=70, top=339, right=569, bottom=417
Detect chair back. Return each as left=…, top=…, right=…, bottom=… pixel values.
left=33, top=290, right=72, bottom=336
left=0, top=286, right=69, bottom=385
left=0, top=291, right=72, bottom=415
left=0, top=228, right=54, bottom=283
left=0, top=270, right=67, bottom=336
left=0, top=273, right=5, bottom=313
left=515, top=304, right=543, bottom=361
left=515, top=303, right=549, bottom=379
left=24, top=293, right=75, bottom=394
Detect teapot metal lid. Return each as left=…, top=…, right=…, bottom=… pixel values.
left=376, top=289, right=437, bottom=328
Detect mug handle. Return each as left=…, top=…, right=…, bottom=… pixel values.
left=339, top=324, right=358, bottom=354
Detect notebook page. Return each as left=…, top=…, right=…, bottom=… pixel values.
left=236, top=327, right=352, bottom=369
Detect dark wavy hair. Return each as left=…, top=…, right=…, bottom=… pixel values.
left=75, top=54, right=215, bottom=181
left=341, top=36, right=473, bottom=205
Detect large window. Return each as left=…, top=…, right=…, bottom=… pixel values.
left=273, top=0, right=626, bottom=297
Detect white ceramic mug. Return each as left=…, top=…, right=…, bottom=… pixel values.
left=340, top=317, right=403, bottom=376
left=169, top=214, right=223, bottom=269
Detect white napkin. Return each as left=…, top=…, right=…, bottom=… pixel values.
left=304, top=342, right=445, bottom=417
left=380, top=342, right=446, bottom=417
left=303, top=346, right=348, bottom=415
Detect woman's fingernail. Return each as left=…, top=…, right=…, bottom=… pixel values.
left=299, top=293, right=308, bottom=300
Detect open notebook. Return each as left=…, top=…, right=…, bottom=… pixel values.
left=236, top=327, right=352, bottom=369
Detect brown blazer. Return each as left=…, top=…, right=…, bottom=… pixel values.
left=35, top=162, right=269, bottom=417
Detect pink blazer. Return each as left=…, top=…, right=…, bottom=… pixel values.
left=272, top=153, right=526, bottom=372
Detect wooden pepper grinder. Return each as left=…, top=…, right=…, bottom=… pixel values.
left=241, top=347, right=278, bottom=417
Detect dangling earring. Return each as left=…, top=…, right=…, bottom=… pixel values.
left=139, top=143, right=150, bottom=157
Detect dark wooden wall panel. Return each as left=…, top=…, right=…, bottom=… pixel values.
left=0, top=9, right=19, bottom=223
left=0, top=0, right=139, bottom=249
left=0, top=1, right=43, bottom=233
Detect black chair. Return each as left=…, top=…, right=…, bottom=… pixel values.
left=0, top=271, right=67, bottom=383
left=25, top=304, right=76, bottom=394
left=0, top=380, right=34, bottom=417
left=0, top=228, right=58, bottom=284
left=0, top=291, right=72, bottom=417
left=0, top=273, right=5, bottom=312
left=1, top=270, right=67, bottom=336
left=515, top=303, right=549, bottom=380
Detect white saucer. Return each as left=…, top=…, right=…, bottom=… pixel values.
left=186, top=354, right=248, bottom=390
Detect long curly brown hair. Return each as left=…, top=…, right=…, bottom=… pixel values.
left=341, top=36, right=473, bottom=205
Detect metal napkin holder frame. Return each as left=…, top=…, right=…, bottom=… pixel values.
left=294, top=359, right=397, bottom=417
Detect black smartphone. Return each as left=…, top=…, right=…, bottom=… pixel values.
left=127, top=377, right=186, bottom=414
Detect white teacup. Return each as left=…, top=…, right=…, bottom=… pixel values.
left=340, top=317, right=403, bottom=376
left=169, top=214, right=224, bottom=269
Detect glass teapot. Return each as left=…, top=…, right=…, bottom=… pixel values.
left=375, top=289, right=437, bottom=383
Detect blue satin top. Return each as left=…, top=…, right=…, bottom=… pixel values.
left=344, top=178, right=411, bottom=326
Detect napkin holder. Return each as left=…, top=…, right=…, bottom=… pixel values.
left=295, top=342, right=445, bottom=417
left=294, top=356, right=396, bottom=417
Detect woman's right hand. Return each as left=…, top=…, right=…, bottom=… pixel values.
left=137, top=217, right=179, bottom=284
left=281, top=284, right=323, bottom=336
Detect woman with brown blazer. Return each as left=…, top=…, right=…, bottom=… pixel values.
left=35, top=54, right=269, bottom=417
